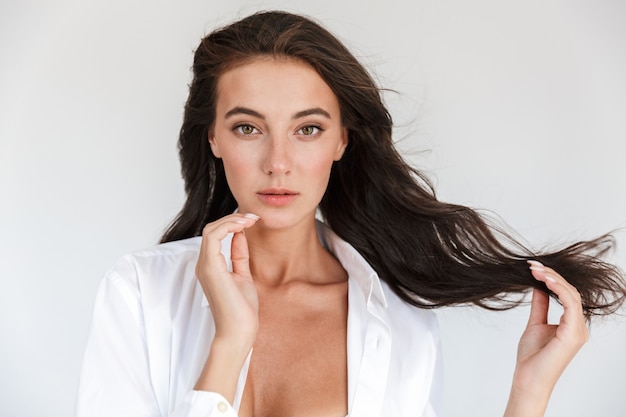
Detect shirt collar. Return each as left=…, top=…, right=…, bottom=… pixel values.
left=316, top=221, right=388, bottom=309
left=201, top=220, right=388, bottom=309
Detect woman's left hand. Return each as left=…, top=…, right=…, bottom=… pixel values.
left=503, top=261, right=589, bottom=417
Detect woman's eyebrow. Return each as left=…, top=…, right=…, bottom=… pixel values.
left=224, top=106, right=265, bottom=119
left=293, top=108, right=331, bottom=119
left=224, top=106, right=331, bottom=120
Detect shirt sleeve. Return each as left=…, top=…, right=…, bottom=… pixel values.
left=171, top=391, right=237, bottom=417
left=75, top=260, right=238, bottom=417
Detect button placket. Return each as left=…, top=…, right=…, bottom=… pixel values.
left=350, top=318, right=391, bottom=416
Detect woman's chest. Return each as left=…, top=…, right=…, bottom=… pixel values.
left=238, top=286, right=349, bottom=417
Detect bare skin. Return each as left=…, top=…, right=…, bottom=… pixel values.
left=193, top=58, right=589, bottom=417
left=504, top=262, right=588, bottom=417
left=240, top=265, right=348, bottom=417
left=195, top=59, right=350, bottom=416
left=194, top=214, right=348, bottom=417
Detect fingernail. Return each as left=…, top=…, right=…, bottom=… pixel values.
left=244, top=213, right=260, bottom=220
left=527, top=260, right=544, bottom=269
left=236, top=220, right=246, bottom=225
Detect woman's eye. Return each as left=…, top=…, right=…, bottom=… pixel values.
left=298, top=126, right=321, bottom=136
left=235, top=124, right=258, bottom=135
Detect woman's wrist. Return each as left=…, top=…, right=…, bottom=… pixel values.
left=194, top=337, right=253, bottom=403
left=503, top=370, right=554, bottom=417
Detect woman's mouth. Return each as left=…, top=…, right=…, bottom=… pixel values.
left=257, top=188, right=299, bottom=206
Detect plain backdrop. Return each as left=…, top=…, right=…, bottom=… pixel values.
left=1, top=1, right=625, bottom=416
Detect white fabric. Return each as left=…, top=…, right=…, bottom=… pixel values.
left=76, top=222, right=442, bottom=417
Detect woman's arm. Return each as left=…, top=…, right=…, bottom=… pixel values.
left=504, top=261, right=589, bottom=417
left=77, top=252, right=259, bottom=417
left=77, top=213, right=260, bottom=417
left=193, top=213, right=260, bottom=404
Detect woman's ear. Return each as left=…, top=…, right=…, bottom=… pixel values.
left=334, top=127, right=349, bottom=161
left=208, top=131, right=222, bottom=158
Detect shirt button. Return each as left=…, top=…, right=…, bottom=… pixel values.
left=217, top=401, right=229, bottom=413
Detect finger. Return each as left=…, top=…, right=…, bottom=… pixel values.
left=527, top=260, right=555, bottom=285
left=202, top=213, right=260, bottom=237
left=528, top=261, right=588, bottom=347
left=527, top=288, right=549, bottom=326
left=199, top=221, right=247, bottom=272
left=542, top=267, right=581, bottom=303
left=528, top=260, right=583, bottom=314
left=197, top=214, right=260, bottom=274
left=547, top=279, right=584, bottom=329
left=231, top=231, right=252, bottom=278
left=547, top=278, right=588, bottom=348
left=201, top=214, right=260, bottom=251
left=527, top=261, right=576, bottom=301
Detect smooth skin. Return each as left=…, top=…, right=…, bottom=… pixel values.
left=197, top=59, right=350, bottom=417
left=193, top=58, right=588, bottom=417
left=504, top=261, right=588, bottom=416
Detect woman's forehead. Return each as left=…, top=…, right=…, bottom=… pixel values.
left=215, top=58, right=340, bottom=118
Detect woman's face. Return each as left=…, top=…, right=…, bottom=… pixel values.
left=210, top=58, right=348, bottom=230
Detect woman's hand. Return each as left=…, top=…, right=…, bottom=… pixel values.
left=194, top=212, right=260, bottom=400
left=504, top=261, right=589, bottom=417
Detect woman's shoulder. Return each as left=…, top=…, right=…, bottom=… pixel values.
left=129, top=236, right=203, bottom=261
left=100, top=236, right=203, bottom=294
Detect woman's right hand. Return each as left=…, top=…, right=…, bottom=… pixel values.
left=194, top=213, right=260, bottom=400
left=195, top=212, right=261, bottom=345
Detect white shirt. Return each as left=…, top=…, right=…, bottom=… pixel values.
left=76, top=222, right=442, bottom=417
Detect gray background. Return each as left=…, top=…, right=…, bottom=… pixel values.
left=1, top=0, right=625, bottom=416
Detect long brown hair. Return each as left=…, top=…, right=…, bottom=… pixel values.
left=161, top=11, right=626, bottom=318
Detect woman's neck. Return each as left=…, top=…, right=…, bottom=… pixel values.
left=245, top=218, right=342, bottom=287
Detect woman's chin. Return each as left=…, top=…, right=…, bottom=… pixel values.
left=252, top=211, right=316, bottom=232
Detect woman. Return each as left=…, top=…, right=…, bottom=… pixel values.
left=77, top=11, right=626, bottom=417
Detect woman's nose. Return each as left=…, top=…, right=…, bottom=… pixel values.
left=262, top=135, right=292, bottom=176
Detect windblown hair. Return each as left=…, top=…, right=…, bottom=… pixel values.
left=161, top=10, right=626, bottom=318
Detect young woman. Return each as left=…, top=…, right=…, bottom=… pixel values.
left=77, top=11, right=626, bottom=417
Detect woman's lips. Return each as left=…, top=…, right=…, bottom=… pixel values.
left=256, top=188, right=299, bottom=206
